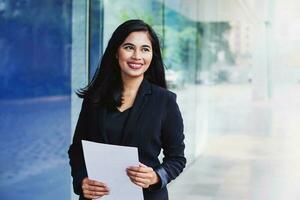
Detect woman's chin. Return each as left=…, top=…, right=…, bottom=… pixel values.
left=122, top=72, right=144, bottom=79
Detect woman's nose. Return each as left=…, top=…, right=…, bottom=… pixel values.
left=132, top=50, right=142, bottom=60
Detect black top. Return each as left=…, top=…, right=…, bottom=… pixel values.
left=105, top=107, right=131, bottom=144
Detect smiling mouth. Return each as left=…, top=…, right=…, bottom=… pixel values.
left=128, top=63, right=143, bottom=70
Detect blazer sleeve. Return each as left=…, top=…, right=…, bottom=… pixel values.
left=152, top=92, right=186, bottom=189
left=68, top=100, right=89, bottom=195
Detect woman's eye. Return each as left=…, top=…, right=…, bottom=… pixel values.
left=142, top=48, right=150, bottom=52
left=124, top=46, right=134, bottom=50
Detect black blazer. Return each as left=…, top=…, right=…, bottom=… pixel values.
left=68, top=79, right=186, bottom=200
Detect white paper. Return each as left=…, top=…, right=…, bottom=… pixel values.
left=82, top=140, right=143, bottom=200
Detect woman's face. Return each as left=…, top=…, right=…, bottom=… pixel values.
left=117, top=31, right=153, bottom=80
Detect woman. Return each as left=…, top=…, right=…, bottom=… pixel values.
left=68, top=19, right=186, bottom=200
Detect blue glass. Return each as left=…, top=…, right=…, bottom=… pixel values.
left=0, top=1, right=71, bottom=199
left=89, top=0, right=104, bottom=80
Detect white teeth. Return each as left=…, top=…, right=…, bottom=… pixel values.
left=128, top=63, right=142, bottom=68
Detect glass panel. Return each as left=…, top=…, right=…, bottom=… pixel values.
left=102, top=0, right=163, bottom=48
left=90, top=0, right=164, bottom=81
left=197, top=22, right=249, bottom=85
left=71, top=1, right=88, bottom=199
left=164, top=0, right=198, bottom=162
left=0, top=1, right=72, bottom=199
left=89, top=0, right=104, bottom=80
left=169, top=0, right=300, bottom=199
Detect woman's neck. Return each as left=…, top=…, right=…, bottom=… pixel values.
left=117, top=75, right=143, bottom=111
left=122, top=75, right=143, bottom=95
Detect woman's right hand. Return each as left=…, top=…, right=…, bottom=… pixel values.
left=82, top=177, right=110, bottom=199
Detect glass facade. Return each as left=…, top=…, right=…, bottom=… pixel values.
left=163, top=0, right=199, bottom=162
left=0, top=0, right=72, bottom=199
left=1, top=0, right=299, bottom=199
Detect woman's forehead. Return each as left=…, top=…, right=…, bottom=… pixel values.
left=122, top=31, right=152, bottom=46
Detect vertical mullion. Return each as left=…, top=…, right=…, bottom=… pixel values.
left=162, top=0, right=165, bottom=56
left=86, top=0, right=91, bottom=82
left=99, top=0, right=104, bottom=58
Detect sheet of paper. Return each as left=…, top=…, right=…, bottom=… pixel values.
left=82, top=140, right=143, bottom=200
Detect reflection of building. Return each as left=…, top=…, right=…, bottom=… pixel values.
left=227, top=22, right=253, bottom=69
left=228, top=22, right=252, bottom=58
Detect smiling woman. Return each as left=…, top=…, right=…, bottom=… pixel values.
left=117, top=31, right=153, bottom=79
left=68, top=19, right=186, bottom=200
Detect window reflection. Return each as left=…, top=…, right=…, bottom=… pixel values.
left=0, top=1, right=71, bottom=199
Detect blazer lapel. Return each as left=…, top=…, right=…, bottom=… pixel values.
left=120, top=79, right=152, bottom=146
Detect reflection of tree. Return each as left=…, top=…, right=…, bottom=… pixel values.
left=164, top=26, right=197, bottom=69
left=197, top=22, right=234, bottom=70
left=118, top=3, right=163, bottom=38
left=115, top=2, right=234, bottom=83
left=162, top=6, right=198, bottom=78
left=120, top=12, right=155, bottom=26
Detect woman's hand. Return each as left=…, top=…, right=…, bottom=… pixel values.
left=81, top=177, right=110, bottom=199
left=126, top=163, right=160, bottom=188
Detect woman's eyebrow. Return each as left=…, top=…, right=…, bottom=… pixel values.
left=141, top=44, right=151, bottom=48
left=122, top=43, right=134, bottom=46
left=122, top=43, right=151, bottom=48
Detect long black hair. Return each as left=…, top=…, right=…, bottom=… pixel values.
left=77, top=19, right=166, bottom=106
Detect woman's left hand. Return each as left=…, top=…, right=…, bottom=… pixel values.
left=126, top=163, right=159, bottom=188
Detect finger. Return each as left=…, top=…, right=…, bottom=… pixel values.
left=132, top=176, right=151, bottom=185
left=128, top=174, right=151, bottom=186
left=82, top=184, right=110, bottom=192
left=84, top=189, right=109, bottom=197
left=82, top=178, right=109, bottom=190
left=87, top=179, right=108, bottom=187
left=139, top=163, right=147, bottom=167
left=84, top=194, right=103, bottom=199
left=83, top=190, right=101, bottom=199
left=139, top=163, right=154, bottom=173
left=127, top=166, right=153, bottom=173
left=129, top=178, right=149, bottom=188
left=127, top=170, right=153, bottom=179
left=82, top=177, right=90, bottom=185
left=127, top=166, right=140, bottom=172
